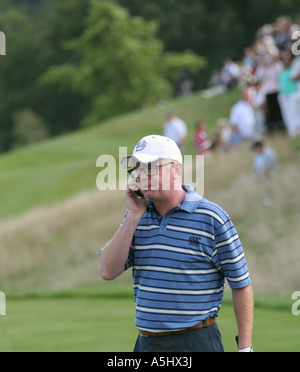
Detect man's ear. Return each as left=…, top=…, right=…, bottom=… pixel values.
left=173, top=162, right=183, bottom=180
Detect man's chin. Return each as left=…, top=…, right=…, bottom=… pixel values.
left=142, top=189, right=159, bottom=199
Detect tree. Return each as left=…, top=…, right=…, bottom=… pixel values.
left=41, top=0, right=205, bottom=127
left=0, top=0, right=87, bottom=152
left=0, top=4, right=47, bottom=152
left=13, top=109, right=49, bottom=147
left=117, top=0, right=299, bottom=87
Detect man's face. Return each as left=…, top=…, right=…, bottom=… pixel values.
left=131, top=161, right=180, bottom=200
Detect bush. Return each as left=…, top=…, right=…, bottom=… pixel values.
left=13, top=109, right=49, bottom=147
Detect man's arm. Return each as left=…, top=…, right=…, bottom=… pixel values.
left=232, top=284, right=254, bottom=350
left=98, top=212, right=142, bottom=280
left=98, top=180, right=147, bottom=280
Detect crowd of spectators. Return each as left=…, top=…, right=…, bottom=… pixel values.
left=195, top=15, right=300, bottom=177
left=238, top=15, right=300, bottom=139
left=206, top=15, right=300, bottom=146
left=164, top=16, right=300, bottom=178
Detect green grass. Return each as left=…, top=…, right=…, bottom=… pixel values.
left=0, top=288, right=299, bottom=352
left=0, top=89, right=240, bottom=220
left=1, top=88, right=300, bottom=352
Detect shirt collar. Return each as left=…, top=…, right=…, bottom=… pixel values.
left=180, top=184, right=203, bottom=213
left=146, top=184, right=202, bottom=214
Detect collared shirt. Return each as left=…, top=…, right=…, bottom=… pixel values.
left=124, top=185, right=251, bottom=332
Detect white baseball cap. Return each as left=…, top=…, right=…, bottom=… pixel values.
left=121, top=135, right=183, bottom=169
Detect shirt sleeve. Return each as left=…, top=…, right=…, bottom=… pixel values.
left=212, top=218, right=251, bottom=289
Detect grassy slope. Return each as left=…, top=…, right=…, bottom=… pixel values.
left=1, top=88, right=300, bottom=295
left=0, top=89, right=239, bottom=220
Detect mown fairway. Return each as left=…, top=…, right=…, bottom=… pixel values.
left=0, top=292, right=299, bottom=352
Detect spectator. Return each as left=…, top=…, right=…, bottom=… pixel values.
left=242, top=47, right=257, bottom=71
left=255, top=52, right=285, bottom=133
left=278, top=50, right=300, bottom=138
left=251, top=141, right=278, bottom=178
left=220, top=59, right=240, bottom=89
left=194, top=121, right=211, bottom=155
left=256, top=24, right=279, bottom=58
left=273, top=16, right=293, bottom=51
left=215, top=118, right=232, bottom=151
left=230, top=126, right=242, bottom=147
left=178, top=75, right=194, bottom=97
left=247, top=82, right=266, bottom=139
left=164, top=112, right=188, bottom=152
left=211, top=118, right=234, bottom=152
left=229, top=87, right=256, bottom=140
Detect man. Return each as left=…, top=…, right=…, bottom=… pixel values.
left=220, top=59, right=240, bottom=89
left=229, top=87, right=256, bottom=140
left=98, top=135, right=253, bottom=352
left=278, top=50, right=300, bottom=138
left=164, top=112, right=187, bottom=153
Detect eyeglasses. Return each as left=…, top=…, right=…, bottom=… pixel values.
left=128, top=162, right=174, bottom=179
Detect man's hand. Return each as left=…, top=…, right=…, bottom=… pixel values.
left=126, top=178, right=147, bottom=218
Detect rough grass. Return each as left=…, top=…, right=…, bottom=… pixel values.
left=0, top=134, right=299, bottom=294
left=0, top=89, right=239, bottom=220
left=0, top=89, right=299, bottom=295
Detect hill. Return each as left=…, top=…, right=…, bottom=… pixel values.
left=0, top=88, right=300, bottom=295
left=0, top=88, right=239, bottom=220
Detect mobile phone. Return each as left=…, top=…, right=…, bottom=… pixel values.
left=135, top=190, right=143, bottom=198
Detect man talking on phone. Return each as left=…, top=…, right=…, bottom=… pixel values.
left=98, top=135, right=253, bottom=352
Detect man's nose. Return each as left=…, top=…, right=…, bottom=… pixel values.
left=140, top=171, right=150, bottom=182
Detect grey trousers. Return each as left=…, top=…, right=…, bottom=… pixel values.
left=133, top=323, right=224, bottom=352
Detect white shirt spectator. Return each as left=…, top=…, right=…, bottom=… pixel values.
left=230, top=100, right=256, bottom=139
left=255, top=60, right=283, bottom=97
left=164, top=115, right=187, bottom=151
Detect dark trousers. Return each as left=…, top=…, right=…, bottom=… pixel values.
left=133, top=323, right=224, bottom=352
left=266, top=92, right=285, bottom=131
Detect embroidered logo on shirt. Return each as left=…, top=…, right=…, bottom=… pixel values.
left=189, top=236, right=201, bottom=246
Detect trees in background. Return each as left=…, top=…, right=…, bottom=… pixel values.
left=0, top=0, right=298, bottom=152
left=41, top=0, right=205, bottom=127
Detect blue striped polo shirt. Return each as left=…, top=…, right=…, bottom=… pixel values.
left=122, top=185, right=250, bottom=332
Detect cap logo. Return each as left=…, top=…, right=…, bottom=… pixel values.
left=135, top=139, right=147, bottom=152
